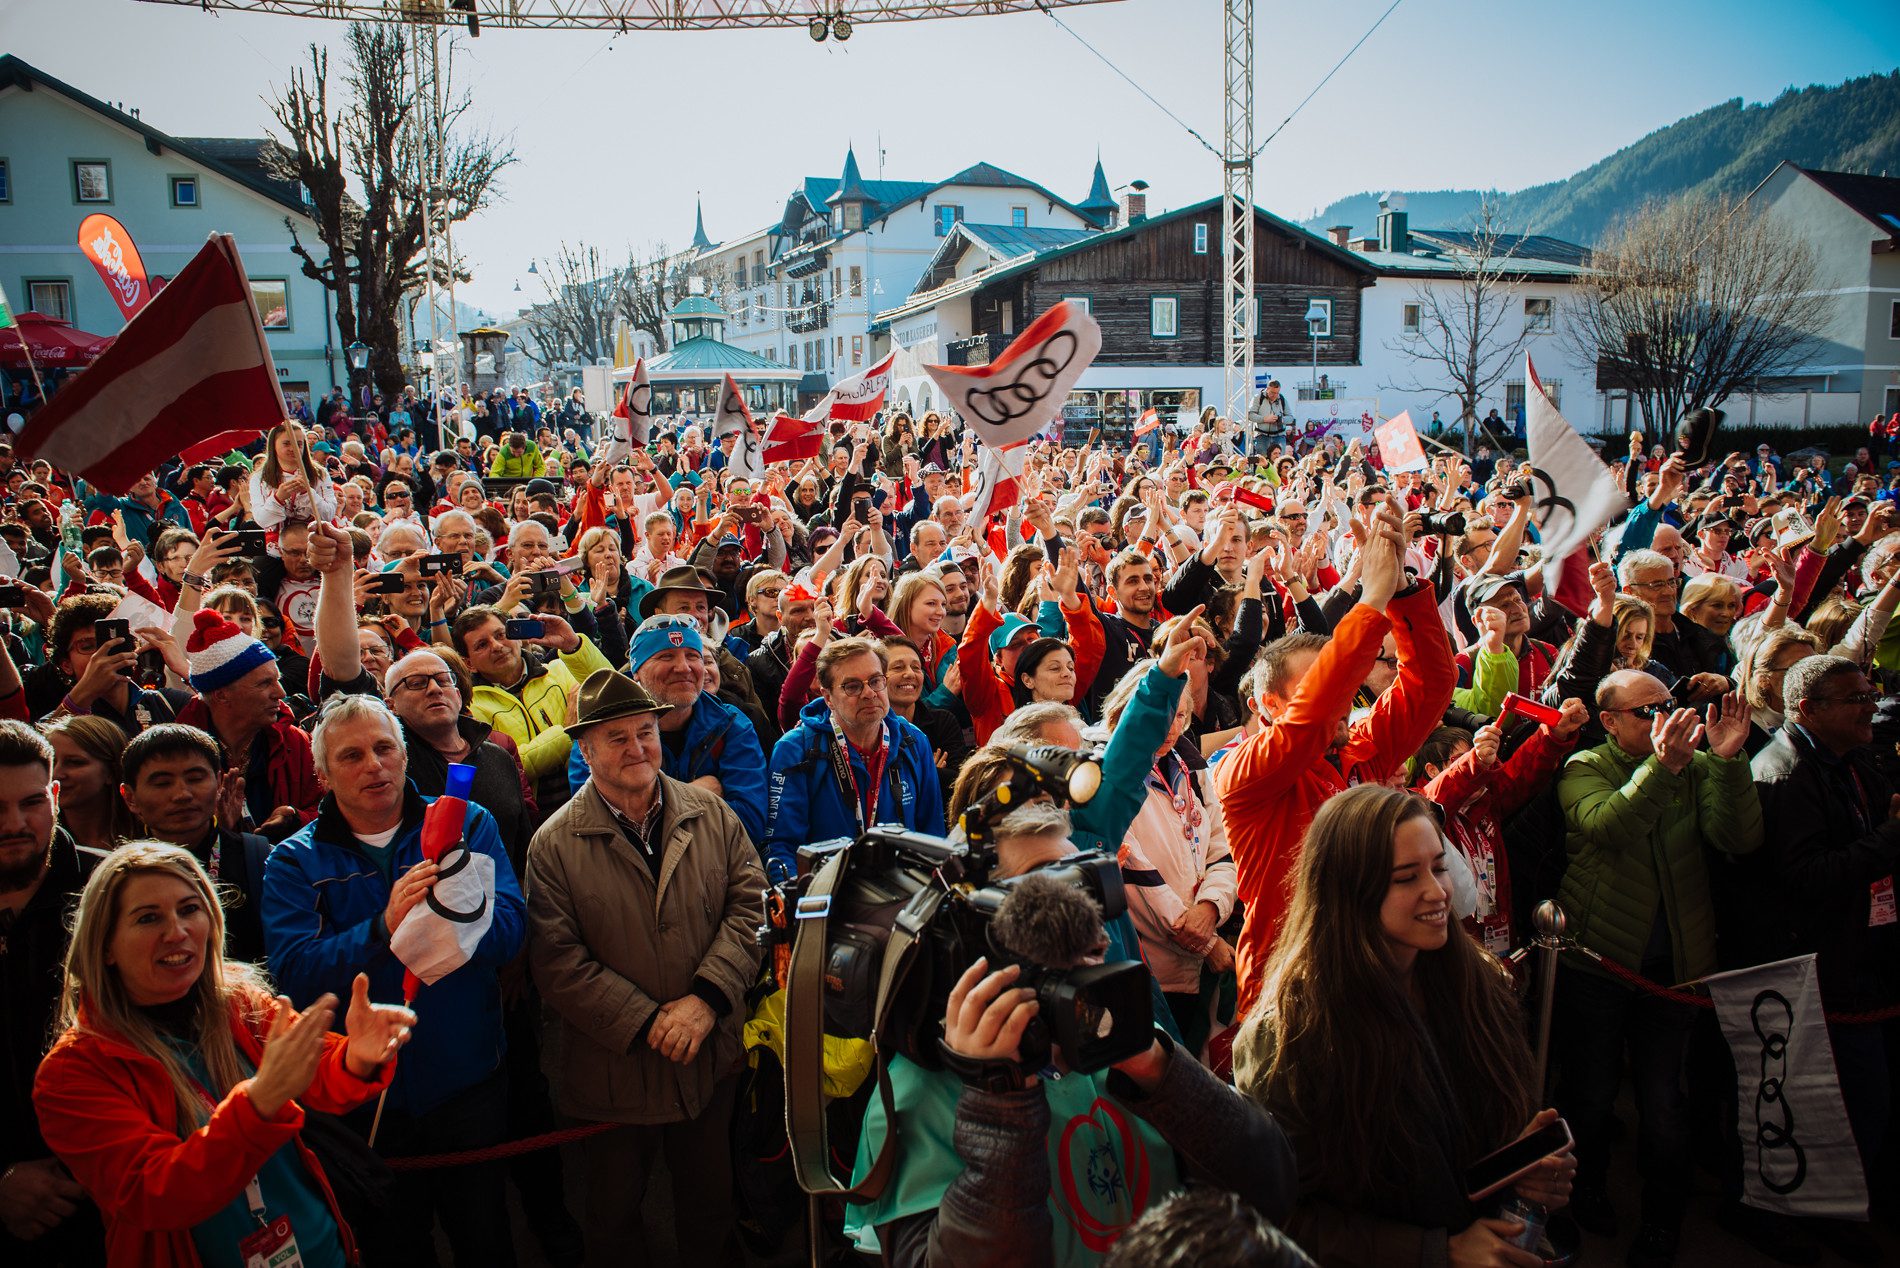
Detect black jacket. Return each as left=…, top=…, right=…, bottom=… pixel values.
left=403, top=715, right=539, bottom=869
left=2, top=831, right=102, bottom=1169
left=1752, top=726, right=1900, bottom=1010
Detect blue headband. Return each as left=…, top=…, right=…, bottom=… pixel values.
left=628, top=617, right=704, bottom=671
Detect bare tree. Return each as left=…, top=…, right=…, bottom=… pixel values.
left=1382, top=198, right=1536, bottom=454
left=615, top=244, right=718, bottom=354
left=267, top=23, right=514, bottom=401
left=519, top=243, right=629, bottom=370
left=1566, top=194, right=1829, bottom=434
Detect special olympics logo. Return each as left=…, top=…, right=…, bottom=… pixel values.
left=1750, top=989, right=1807, bottom=1195
left=965, top=331, right=1080, bottom=429
left=423, top=846, right=489, bottom=925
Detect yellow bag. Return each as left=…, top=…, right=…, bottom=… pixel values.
left=742, top=985, right=875, bottom=1099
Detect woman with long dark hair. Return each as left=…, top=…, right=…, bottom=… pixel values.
left=1234, top=784, right=1572, bottom=1267
left=33, top=842, right=413, bottom=1267
left=248, top=421, right=336, bottom=533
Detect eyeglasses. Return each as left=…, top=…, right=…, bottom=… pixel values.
left=1605, top=701, right=1671, bottom=720
left=834, top=674, right=888, bottom=698
left=1626, top=578, right=1676, bottom=592
left=1813, top=691, right=1879, bottom=707
left=393, top=670, right=457, bottom=694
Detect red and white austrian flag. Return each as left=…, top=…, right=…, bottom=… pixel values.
left=828, top=350, right=895, bottom=422
left=389, top=841, right=496, bottom=987
left=925, top=300, right=1102, bottom=449
left=17, top=234, right=283, bottom=493
left=1133, top=408, right=1161, bottom=438
left=763, top=393, right=832, bottom=464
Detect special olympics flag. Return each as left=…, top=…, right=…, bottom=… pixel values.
left=78, top=214, right=152, bottom=322
left=713, top=374, right=767, bottom=480
left=17, top=234, right=282, bottom=492
left=389, top=843, right=497, bottom=988
left=600, top=357, right=652, bottom=465
left=1374, top=410, right=1428, bottom=473
left=828, top=350, right=895, bottom=422
left=1526, top=353, right=1627, bottom=609
left=1706, top=955, right=1867, bottom=1218
left=925, top=300, right=1101, bottom=448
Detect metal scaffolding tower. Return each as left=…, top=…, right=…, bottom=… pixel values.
left=1221, top=0, right=1255, bottom=425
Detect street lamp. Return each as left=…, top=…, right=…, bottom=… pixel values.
left=1303, top=301, right=1327, bottom=404
left=345, top=340, right=371, bottom=410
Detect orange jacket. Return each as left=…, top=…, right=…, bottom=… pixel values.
left=34, top=994, right=394, bottom=1268
left=1216, top=585, right=1456, bottom=1017
left=957, top=598, right=1107, bottom=744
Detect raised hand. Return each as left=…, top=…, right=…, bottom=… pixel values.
left=342, top=972, right=416, bottom=1078
left=1651, top=707, right=1705, bottom=774
left=1157, top=604, right=1209, bottom=678
left=249, top=993, right=337, bottom=1120
left=1587, top=559, right=1617, bottom=627
left=1471, top=723, right=1503, bottom=768
left=1704, top=690, right=1750, bottom=759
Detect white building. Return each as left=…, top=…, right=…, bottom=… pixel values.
left=691, top=148, right=1113, bottom=402
left=1341, top=198, right=1602, bottom=438
left=0, top=55, right=336, bottom=412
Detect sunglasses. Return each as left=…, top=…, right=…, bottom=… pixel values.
left=1605, top=701, right=1670, bottom=721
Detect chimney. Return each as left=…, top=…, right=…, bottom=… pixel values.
left=1376, top=193, right=1409, bottom=254
left=1121, top=179, right=1150, bottom=227
left=1327, top=225, right=1353, bottom=248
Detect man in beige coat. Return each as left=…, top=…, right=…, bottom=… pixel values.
left=524, top=669, right=764, bottom=1268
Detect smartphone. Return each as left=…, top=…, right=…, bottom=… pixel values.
left=504, top=618, right=545, bottom=640
left=0, top=583, right=27, bottom=607
left=1723, top=495, right=1744, bottom=510
left=368, top=574, right=408, bottom=595
left=225, top=528, right=269, bottom=554
left=416, top=553, right=460, bottom=577
left=92, top=618, right=132, bottom=652
left=1465, top=1117, right=1572, bottom=1201
left=1502, top=692, right=1564, bottom=728
left=526, top=570, right=563, bottom=597
left=552, top=555, right=587, bottom=576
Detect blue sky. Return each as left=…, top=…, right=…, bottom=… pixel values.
left=3, top=0, right=1896, bottom=315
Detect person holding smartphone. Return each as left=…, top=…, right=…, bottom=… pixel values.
left=1235, top=784, right=1573, bottom=1267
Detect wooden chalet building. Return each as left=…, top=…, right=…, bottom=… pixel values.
left=877, top=193, right=1377, bottom=443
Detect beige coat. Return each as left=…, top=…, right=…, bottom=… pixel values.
left=525, top=774, right=765, bottom=1124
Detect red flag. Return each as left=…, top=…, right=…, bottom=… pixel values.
left=17, top=235, right=282, bottom=493
left=1133, top=408, right=1161, bottom=438
left=77, top=214, right=153, bottom=322
left=967, top=440, right=1028, bottom=524
left=925, top=300, right=1102, bottom=449
left=762, top=392, right=834, bottom=465
left=828, top=350, right=896, bottom=422
left=1373, top=410, right=1428, bottom=473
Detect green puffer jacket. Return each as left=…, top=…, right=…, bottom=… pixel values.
left=1556, top=739, right=1762, bottom=983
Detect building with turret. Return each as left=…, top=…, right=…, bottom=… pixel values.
left=689, top=148, right=1110, bottom=405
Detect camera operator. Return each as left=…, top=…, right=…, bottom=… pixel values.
left=843, top=816, right=1296, bottom=1268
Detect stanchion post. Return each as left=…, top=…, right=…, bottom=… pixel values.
left=1531, top=900, right=1566, bottom=1099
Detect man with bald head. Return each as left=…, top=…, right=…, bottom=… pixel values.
left=1553, top=667, right=1760, bottom=1258
left=1648, top=522, right=1688, bottom=573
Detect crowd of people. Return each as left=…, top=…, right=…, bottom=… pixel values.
left=0, top=385, right=1895, bottom=1268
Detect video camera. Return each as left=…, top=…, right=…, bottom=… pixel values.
left=761, top=745, right=1151, bottom=1080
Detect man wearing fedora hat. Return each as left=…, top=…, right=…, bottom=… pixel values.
left=525, top=669, right=763, bottom=1268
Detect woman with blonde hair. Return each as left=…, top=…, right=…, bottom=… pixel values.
left=887, top=570, right=955, bottom=700
left=1235, top=784, right=1570, bottom=1266
left=44, top=715, right=138, bottom=850
left=1678, top=573, right=1743, bottom=641
left=1611, top=594, right=1655, bottom=672
left=248, top=421, right=337, bottom=533
left=33, top=842, right=414, bottom=1268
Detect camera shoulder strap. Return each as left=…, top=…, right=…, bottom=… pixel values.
left=784, top=847, right=941, bottom=1201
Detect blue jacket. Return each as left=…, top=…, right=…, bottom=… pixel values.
left=763, top=700, right=947, bottom=880
left=259, top=783, right=525, bottom=1116
left=567, top=691, right=768, bottom=844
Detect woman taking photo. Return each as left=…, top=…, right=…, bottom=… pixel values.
left=1235, top=784, right=1572, bottom=1267
left=46, top=715, right=137, bottom=851
left=249, top=422, right=337, bottom=534
left=33, top=841, right=415, bottom=1268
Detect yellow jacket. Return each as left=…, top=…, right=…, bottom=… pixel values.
left=468, top=636, right=610, bottom=805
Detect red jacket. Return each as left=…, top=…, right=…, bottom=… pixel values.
left=1422, top=723, right=1575, bottom=955
left=957, top=598, right=1107, bottom=745
left=34, top=994, right=394, bottom=1268
left=174, top=697, right=322, bottom=828
left=1216, top=585, right=1457, bottom=1017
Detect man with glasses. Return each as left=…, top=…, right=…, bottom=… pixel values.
left=1553, top=668, right=1760, bottom=1263
left=763, top=635, right=943, bottom=882
left=1752, top=656, right=1897, bottom=1253
left=1618, top=548, right=1730, bottom=699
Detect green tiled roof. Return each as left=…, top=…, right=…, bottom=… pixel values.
left=666, top=295, right=728, bottom=320
left=651, top=337, right=800, bottom=375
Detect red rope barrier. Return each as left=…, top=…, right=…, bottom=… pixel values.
left=383, top=1121, right=621, bottom=1171
left=1566, top=944, right=1900, bottom=1024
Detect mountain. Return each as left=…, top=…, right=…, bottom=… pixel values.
left=1301, top=69, right=1900, bottom=246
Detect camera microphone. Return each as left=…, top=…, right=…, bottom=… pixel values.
left=991, top=872, right=1105, bottom=969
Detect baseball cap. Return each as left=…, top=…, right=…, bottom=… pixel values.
left=1466, top=573, right=1527, bottom=607
left=987, top=613, right=1037, bottom=656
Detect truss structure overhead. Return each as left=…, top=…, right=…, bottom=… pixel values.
left=132, top=0, right=1121, bottom=29
left=1220, top=0, right=1254, bottom=424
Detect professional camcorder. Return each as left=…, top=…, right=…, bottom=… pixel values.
left=760, top=744, right=1150, bottom=1081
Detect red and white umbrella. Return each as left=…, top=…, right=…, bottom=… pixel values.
left=0, top=312, right=112, bottom=369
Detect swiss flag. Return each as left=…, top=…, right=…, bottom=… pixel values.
left=827, top=350, right=895, bottom=422
left=17, top=234, right=283, bottom=493
left=925, top=300, right=1101, bottom=449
